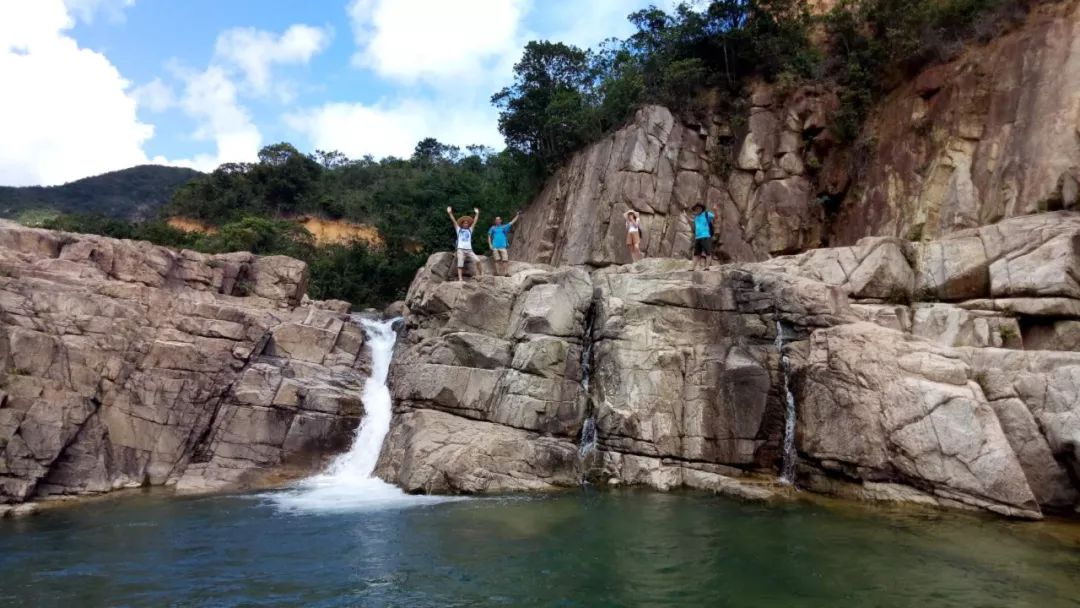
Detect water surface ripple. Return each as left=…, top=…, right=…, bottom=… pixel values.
left=1, top=491, right=1077, bottom=607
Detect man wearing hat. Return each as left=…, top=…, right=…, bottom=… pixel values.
left=447, top=206, right=483, bottom=282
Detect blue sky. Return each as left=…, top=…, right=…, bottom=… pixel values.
left=0, top=0, right=670, bottom=186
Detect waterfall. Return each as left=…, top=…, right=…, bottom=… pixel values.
left=576, top=304, right=599, bottom=477
left=578, top=417, right=597, bottom=459
left=270, top=317, right=457, bottom=512
left=321, top=317, right=397, bottom=478
left=776, top=320, right=798, bottom=486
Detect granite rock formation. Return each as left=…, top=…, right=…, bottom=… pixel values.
left=509, top=93, right=835, bottom=267
left=386, top=212, right=1080, bottom=519
left=0, top=220, right=370, bottom=503
left=374, top=253, right=591, bottom=493
left=511, top=3, right=1080, bottom=265
left=831, top=0, right=1080, bottom=244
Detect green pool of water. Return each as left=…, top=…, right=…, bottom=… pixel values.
left=1, top=490, right=1077, bottom=607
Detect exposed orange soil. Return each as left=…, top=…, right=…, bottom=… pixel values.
left=296, top=216, right=385, bottom=248
left=167, top=216, right=218, bottom=234
left=166, top=215, right=385, bottom=248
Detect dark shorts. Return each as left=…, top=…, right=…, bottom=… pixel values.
left=693, top=237, right=712, bottom=256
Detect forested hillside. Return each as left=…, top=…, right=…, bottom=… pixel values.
left=0, top=165, right=202, bottom=221
left=38, top=142, right=539, bottom=306
left=21, top=0, right=1031, bottom=308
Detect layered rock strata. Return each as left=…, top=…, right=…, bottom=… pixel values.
left=375, top=254, right=591, bottom=493
left=388, top=212, right=1080, bottom=519
left=0, top=220, right=371, bottom=503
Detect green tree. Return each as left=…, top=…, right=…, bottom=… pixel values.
left=492, top=41, right=600, bottom=173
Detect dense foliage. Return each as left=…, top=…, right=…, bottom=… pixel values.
left=0, top=166, right=202, bottom=221
left=492, top=0, right=818, bottom=174
left=492, top=0, right=1029, bottom=170
left=18, top=0, right=1030, bottom=307
left=32, top=142, right=539, bottom=307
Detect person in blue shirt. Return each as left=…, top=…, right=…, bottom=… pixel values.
left=690, top=203, right=717, bottom=271
left=447, top=206, right=482, bottom=282
left=487, top=212, right=521, bottom=276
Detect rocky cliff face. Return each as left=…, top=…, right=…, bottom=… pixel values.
left=509, top=91, right=836, bottom=267
left=0, top=220, right=371, bottom=504
left=833, top=0, right=1080, bottom=244
left=5, top=4, right=1079, bottom=524
left=511, top=2, right=1080, bottom=265
left=374, top=255, right=591, bottom=493
left=388, top=211, right=1080, bottom=519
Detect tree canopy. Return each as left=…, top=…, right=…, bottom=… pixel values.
left=19, top=0, right=1029, bottom=308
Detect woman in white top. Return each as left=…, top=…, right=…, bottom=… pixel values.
left=447, top=206, right=483, bottom=282
left=624, top=210, right=643, bottom=262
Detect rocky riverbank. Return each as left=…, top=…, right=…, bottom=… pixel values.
left=380, top=211, right=1080, bottom=520
left=0, top=220, right=372, bottom=505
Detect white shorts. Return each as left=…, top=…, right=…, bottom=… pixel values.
left=456, top=248, right=479, bottom=268
left=492, top=248, right=508, bottom=262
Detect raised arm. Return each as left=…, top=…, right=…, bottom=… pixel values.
left=447, top=206, right=459, bottom=229
left=473, top=207, right=480, bottom=224
left=508, top=211, right=522, bottom=226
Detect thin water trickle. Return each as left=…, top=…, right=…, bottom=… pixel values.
left=270, top=316, right=459, bottom=512
left=776, top=319, right=798, bottom=486
left=576, top=303, right=599, bottom=473
left=578, top=417, right=597, bottom=458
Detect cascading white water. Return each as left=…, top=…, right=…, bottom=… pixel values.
left=270, top=317, right=458, bottom=512
left=321, top=317, right=397, bottom=478
left=776, top=320, right=798, bottom=486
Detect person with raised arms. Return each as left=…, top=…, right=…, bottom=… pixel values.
left=447, top=206, right=483, bottom=282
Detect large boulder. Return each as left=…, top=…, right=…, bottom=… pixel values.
left=795, top=323, right=1042, bottom=519
left=588, top=260, right=853, bottom=473
left=962, top=348, right=1080, bottom=511
left=375, top=409, right=579, bottom=493
left=381, top=253, right=593, bottom=492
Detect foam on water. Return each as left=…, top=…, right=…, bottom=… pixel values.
left=270, top=317, right=461, bottom=513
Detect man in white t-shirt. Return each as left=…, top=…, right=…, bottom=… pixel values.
left=447, top=206, right=483, bottom=281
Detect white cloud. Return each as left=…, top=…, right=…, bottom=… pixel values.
left=133, top=77, right=175, bottom=113
left=0, top=0, right=152, bottom=186
left=348, top=0, right=527, bottom=85
left=541, top=0, right=658, bottom=49
left=214, top=24, right=331, bottom=95
left=165, top=65, right=261, bottom=171
left=286, top=98, right=503, bottom=160
left=292, top=0, right=660, bottom=162
left=63, top=0, right=135, bottom=24
left=156, top=23, right=332, bottom=171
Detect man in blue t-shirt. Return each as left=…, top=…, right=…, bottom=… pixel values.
left=487, top=211, right=521, bottom=276
left=690, top=203, right=716, bottom=271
